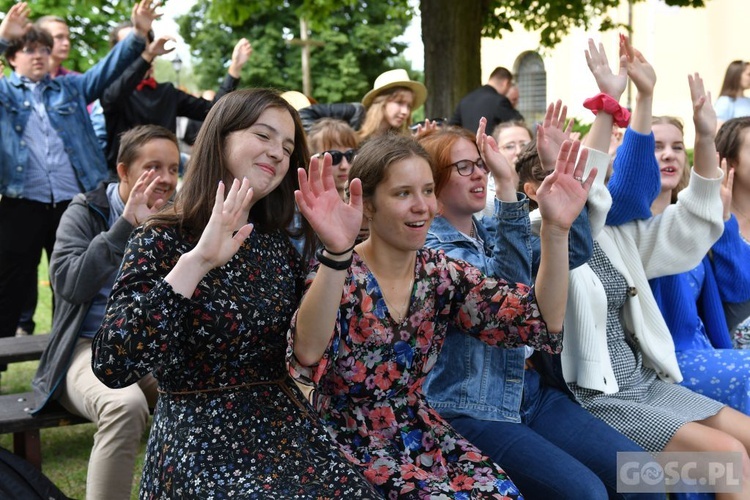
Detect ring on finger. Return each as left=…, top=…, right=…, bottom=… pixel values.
left=574, top=176, right=583, bottom=182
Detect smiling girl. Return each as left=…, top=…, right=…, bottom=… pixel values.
left=288, top=132, right=592, bottom=497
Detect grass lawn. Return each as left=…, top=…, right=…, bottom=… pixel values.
left=0, top=256, right=148, bottom=500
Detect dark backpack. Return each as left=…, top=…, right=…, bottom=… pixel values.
left=0, top=447, right=70, bottom=500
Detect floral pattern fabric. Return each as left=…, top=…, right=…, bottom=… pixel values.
left=288, top=248, right=560, bottom=498
left=92, top=225, right=380, bottom=499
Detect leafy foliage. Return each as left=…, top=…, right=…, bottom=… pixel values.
left=178, top=0, right=414, bottom=103
left=482, top=0, right=708, bottom=48
left=0, top=0, right=132, bottom=72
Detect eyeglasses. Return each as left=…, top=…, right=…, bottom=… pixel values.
left=446, top=158, right=487, bottom=176
left=500, top=141, right=531, bottom=153
left=20, top=46, right=51, bottom=56
left=318, top=149, right=357, bottom=166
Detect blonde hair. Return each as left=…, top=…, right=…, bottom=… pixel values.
left=652, top=116, right=690, bottom=203
left=359, top=87, right=413, bottom=141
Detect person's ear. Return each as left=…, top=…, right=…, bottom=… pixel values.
left=116, top=163, right=129, bottom=184
left=363, top=200, right=374, bottom=221
left=522, top=181, right=538, bottom=202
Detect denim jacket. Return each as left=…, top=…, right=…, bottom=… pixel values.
left=0, top=32, right=145, bottom=198
left=424, top=195, right=594, bottom=422
left=424, top=195, right=532, bottom=422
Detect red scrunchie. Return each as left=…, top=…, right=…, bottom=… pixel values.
left=583, top=93, right=631, bottom=128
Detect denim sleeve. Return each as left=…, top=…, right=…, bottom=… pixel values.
left=530, top=206, right=592, bottom=278
left=75, top=32, right=146, bottom=104
left=481, top=194, right=532, bottom=284
left=605, top=128, right=660, bottom=226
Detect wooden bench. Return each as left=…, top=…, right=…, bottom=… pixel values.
left=0, top=391, right=90, bottom=469
left=0, top=334, right=50, bottom=366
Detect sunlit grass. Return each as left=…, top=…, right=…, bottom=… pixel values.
left=0, top=256, right=146, bottom=499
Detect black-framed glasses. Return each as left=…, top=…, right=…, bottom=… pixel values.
left=318, top=149, right=357, bottom=166
left=446, top=158, right=487, bottom=176
left=20, top=46, right=51, bottom=56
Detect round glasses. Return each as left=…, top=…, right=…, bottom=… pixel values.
left=316, top=149, right=357, bottom=166
left=446, top=158, right=487, bottom=176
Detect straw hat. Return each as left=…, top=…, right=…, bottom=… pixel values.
left=361, top=69, right=427, bottom=109
left=280, top=90, right=312, bottom=111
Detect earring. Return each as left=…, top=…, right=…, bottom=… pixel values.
left=366, top=216, right=373, bottom=222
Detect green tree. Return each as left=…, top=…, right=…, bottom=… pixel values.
left=423, top=0, right=711, bottom=118
left=0, top=0, right=132, bottom=72
left=178, top=0, right=414, bottom=104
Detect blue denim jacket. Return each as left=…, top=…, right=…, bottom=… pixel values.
left=424, top=196, right=532, bottom=422
left=424, top=195, right=594, bottom=422
left=0, top=33, right=145, bottom=198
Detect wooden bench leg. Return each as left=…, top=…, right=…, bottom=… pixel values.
left=14, top=429, right=42, bottom=469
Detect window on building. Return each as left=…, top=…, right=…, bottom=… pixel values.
left=515, top=52, right=546, bottom=127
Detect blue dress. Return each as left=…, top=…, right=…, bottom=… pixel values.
left=673, top=262, right=750, bottom=415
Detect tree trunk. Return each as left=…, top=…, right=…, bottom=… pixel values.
left=420, top=0, right=485, bottom=120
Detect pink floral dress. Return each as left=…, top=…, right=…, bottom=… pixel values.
left=288, top=248, right=561, bottom=499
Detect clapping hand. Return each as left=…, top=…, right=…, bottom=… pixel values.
left=537, top=100, right=575, bottom=171
left=295, top=154, right=363, bottom=254
left=536, top=141, right=596, bottom=231
left=0, top=3, right=31, bottom=41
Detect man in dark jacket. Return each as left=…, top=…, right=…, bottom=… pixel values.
left=449, top=66, right=523, bottom=135
left=101, top=23, right=252, bottom=171
left=32, top=125, right=179, bottom=500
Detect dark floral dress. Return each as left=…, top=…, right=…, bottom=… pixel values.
left=92, top=225, right=380, bottom=499
left=288, top=248, right=561, bottom=499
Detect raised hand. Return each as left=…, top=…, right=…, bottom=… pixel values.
left=620, top=34, right=656, bottom=96
left=0, top=2, right=31, bottom=41
left=689, top=72, right=717, bottom=137
left=295, top=154, right=363, bottom=253
left=413, top=118, right=440, bottom=137
left=191, top=178, right=254, bottom=269
left=131, top=0, right=161, bottom=40
left=475, top=117, right=515, bottom=200
left=144, top=35, right=175, bottom=61
left=121, top=170, right=169, bottom=227
left=537, top=100, right=575, bottom=170
left=229, top=38, right=253, bottom=77
left=585, top=38, right=627, bottom=100
left=536, top=141, right=596, bottom=231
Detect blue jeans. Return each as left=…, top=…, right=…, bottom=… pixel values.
left=449, top=369, right=664, bottom=500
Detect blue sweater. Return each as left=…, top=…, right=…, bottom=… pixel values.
left=606, top=129, right=750, bottom=350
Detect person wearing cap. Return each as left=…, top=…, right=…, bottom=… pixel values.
left=359, top=68, right=426, bottom=141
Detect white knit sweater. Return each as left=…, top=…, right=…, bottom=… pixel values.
left=568, top=169, right=724, bottom=393
left=531, top=150, right=725, bottom=393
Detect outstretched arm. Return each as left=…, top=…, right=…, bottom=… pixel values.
left=476, top=117, right=516, bottom=202
left=605, top=35, right=661, bottom=226
left=0, top=2, right=31, bottom=41
left=534, top=141, right=596, bottom=331
left=292, top=154, right=364, bottom=366
left=228, top=38, right=252, bottom=79
left=689, top=73, right=722, bottom=180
